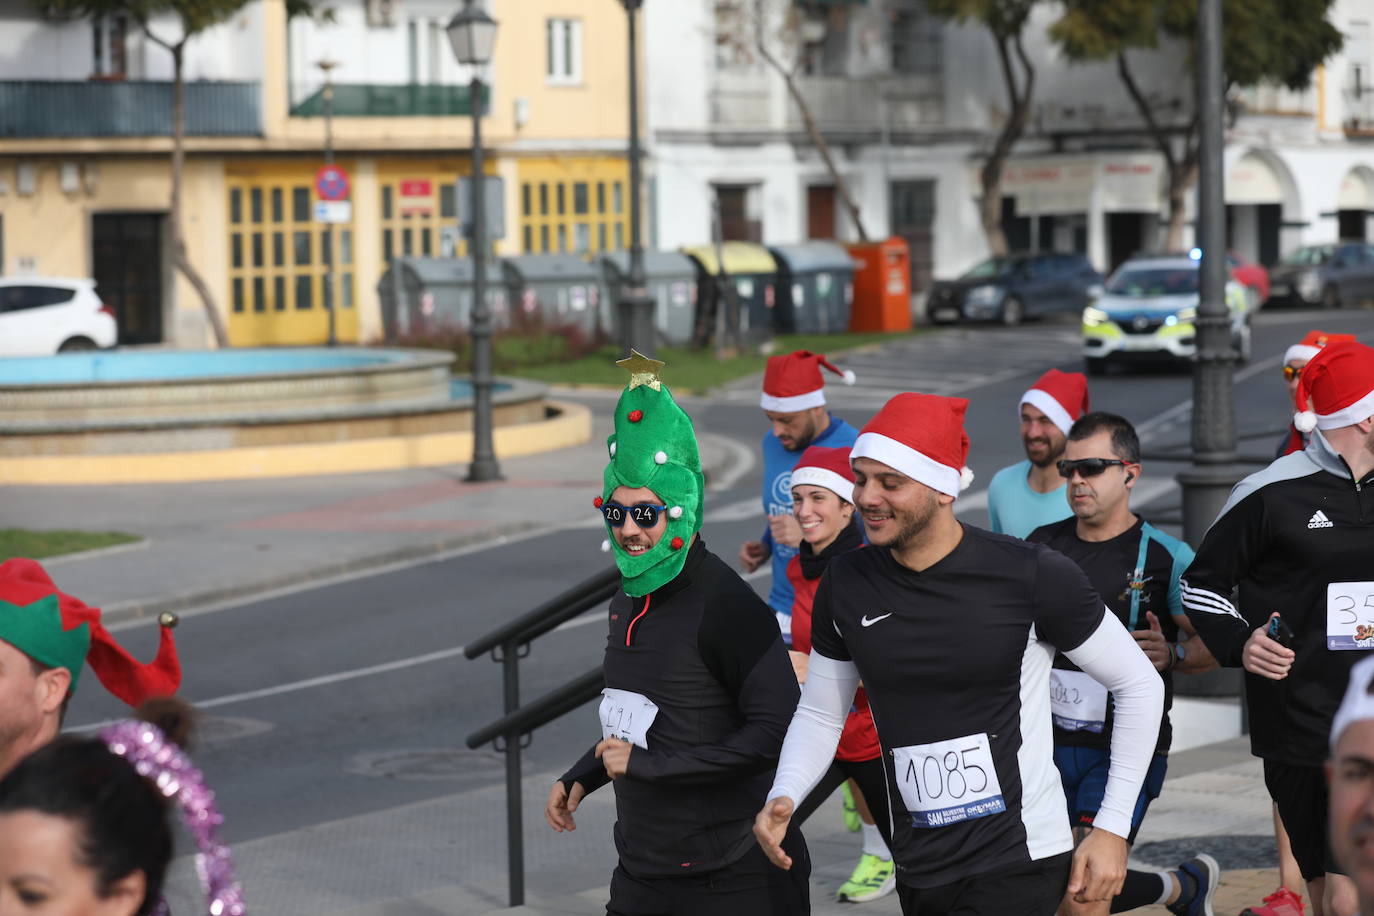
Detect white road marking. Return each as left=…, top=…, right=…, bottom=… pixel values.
left=76, top=612, right=608, bottom=729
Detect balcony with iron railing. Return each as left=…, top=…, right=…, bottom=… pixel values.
left=0, top=80, right=261, bottom=138
left=1344, top=86, right=1374, bottom=138
left=708, top=72, right=943, bottom=137
left=289, top=81, right=488, bottom=118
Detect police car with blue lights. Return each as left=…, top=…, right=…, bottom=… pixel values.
left=1081, top=250, right=1250, bottom=375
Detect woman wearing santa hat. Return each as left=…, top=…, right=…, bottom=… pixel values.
left=782, top=446, right=895, bottom=904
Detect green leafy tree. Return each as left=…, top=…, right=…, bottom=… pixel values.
left=927, top=0, right=1041, bottom=256
left=1051, top=0, right=1342, bottom=250
left=42, top=0, right=325, bottom=347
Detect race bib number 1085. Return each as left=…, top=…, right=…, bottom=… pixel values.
left=893, top=733, right=1006, bottom=829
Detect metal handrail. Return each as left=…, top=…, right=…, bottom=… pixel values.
left=464, top=564, right=620, bottom=909
left=464, top=566, right=619, bottom=660
left=466, top=666, right=605, bottom=750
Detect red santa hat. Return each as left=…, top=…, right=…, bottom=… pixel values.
left=790, top=445, right=856, bottom=503
left=760, top=350, right=856, bottom=412
left=1294, top=340, right=1374, bottom=433
left=1285, top=330, right=1357, bottom=367
left=851, top=393, right=974, bottom=498
left=1019, top=369, right=1090, bottom=438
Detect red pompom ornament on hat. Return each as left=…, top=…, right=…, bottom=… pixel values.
left=593, top=496, right=604, bottom=508
left=628, top=410, right=644, bottom=423
left=670, top=537, right=684, bottom=551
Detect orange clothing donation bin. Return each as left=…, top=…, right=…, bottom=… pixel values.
left=845, top=238, right=911, bottom=332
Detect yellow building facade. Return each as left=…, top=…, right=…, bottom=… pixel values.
left=0, top=0, right=635, bottom=348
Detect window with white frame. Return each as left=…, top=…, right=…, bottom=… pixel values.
left=546, top=18, right=582, bottom=85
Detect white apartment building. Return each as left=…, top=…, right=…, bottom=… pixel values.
left=644, top=0, right=1374, bottom=293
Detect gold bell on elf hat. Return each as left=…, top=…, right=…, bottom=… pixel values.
left=0, top=558, right=181, bottom=705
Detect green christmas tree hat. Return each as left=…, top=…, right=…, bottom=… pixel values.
left=600, top=350, right=705, bottom=596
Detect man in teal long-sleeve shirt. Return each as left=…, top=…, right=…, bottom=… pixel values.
left=987, top=369, right=1089, bottom=538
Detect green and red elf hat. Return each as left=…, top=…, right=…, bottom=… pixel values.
left=0, top=558, right=181, bottom=706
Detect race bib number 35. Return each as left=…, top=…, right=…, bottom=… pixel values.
left=1328, top=582, right=1374, bottom=650
left=599, top=688, right=659, bottom=749
left=893, top=733, right=1006, bottom=829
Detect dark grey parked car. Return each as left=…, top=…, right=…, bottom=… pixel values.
left=926, top=252, right=1104, bottom=325
left=1268, top=241, right=1374, bottom=308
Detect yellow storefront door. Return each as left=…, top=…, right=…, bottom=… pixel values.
left=226, top=162, right=359, bottom=346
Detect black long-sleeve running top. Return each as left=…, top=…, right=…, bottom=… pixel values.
left=560, top=538, right=800, bottom=877
left=1182, top=432, right=1374, bottom=766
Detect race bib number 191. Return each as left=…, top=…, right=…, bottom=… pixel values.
left=893, top=733, right=1006, bottom=829
left=599, top=688, right=659, bottom=749
left=1328, top=582, right=1374, bottom=650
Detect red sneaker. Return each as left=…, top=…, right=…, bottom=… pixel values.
left=1240, top=887, right=1306, bottom=916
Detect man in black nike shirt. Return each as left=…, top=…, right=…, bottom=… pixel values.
left=753, top=392, right=1163, bottom=916
left=545, top=353, right=805, bottom=915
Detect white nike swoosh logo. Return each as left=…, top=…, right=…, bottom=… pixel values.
left=861, top=613, right=893, bottom=628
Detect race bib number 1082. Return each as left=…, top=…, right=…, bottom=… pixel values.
left=893, top=733, right=1006, bottom=829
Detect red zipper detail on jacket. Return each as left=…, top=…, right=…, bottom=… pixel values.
left=625, top=594, right=651, bottom=646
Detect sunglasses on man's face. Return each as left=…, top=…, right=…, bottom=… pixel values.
left=1056, top=458, right=1128, bottom=479
left=600, top=502, right=668, bottom=528
left=1282, top=364, right=1303, bottom=382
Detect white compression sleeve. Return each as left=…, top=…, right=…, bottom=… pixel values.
left=1063, top=610, right=1165, bottom=840
left=767, top=651, right=860, bottom=804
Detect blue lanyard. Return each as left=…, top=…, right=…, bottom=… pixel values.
left=1127, top=529, right=1151, bottom=631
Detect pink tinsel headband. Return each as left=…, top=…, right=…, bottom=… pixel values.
left=99, top=720, right=247, bottom=916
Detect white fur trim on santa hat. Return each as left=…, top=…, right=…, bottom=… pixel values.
left=1310, top=385, right=1374, bottom=430
left=1331, top=656, right=1374, bottom=751
left=790, top=466, right=855, bottom=502
left=1285, top=344, right=1322, bottom=366
left=851, top=431, right=962, bottom=498
left=760, top=389, right=826, bottom=412
left=1020, top=388, right=1076, bottom=438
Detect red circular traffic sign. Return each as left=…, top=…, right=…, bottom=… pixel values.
left=315, top=165, right=350, bottom=202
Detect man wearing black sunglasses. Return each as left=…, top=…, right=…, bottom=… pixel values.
left=547, top=352, right=807, bottom=915
left=1028, top=413, right=1219, bottom=916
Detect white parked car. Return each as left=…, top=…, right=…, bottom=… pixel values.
left=0, top=278, right=117, bottom=356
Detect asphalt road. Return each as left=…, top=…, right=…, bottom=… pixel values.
left=66, top=307, right=1373, bottom=856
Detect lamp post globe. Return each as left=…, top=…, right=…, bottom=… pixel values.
left=446, top=1, right=497, bottom=66
left=449, top=0, right=502, bottom=483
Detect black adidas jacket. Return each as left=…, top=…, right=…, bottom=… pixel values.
left=560, top=538, right=799, bottom=877
left=1182, top=431, right=1374, bottom=766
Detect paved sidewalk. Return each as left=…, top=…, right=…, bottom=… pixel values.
left=0, top=413, right=740, bottom=623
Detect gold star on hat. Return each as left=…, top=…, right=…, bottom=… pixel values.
left=616, top=349, right=665, bottom=391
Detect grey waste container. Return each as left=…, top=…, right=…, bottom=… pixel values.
left=376, top=257, right=509, bottom=341
left=768, top=242, right=856, bottom=334
left=681, top=242, right=779, bottom=345
left=500, top=254, right=604, bottom=339
left=599, top=251, right=699, bottom=346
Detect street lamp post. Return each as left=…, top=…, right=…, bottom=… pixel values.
left=448, top=0, right=501, bottom=484
left=318, top=59, right=338, bottom=347
left=1176, top=0, right=1246, bottom=547
left=619, top=0, right=655, bottom=356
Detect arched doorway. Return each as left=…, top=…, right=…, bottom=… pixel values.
left=1226, top=150, right=1300, bottom=266
left=1336, top=166, right=1374, bottom=240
